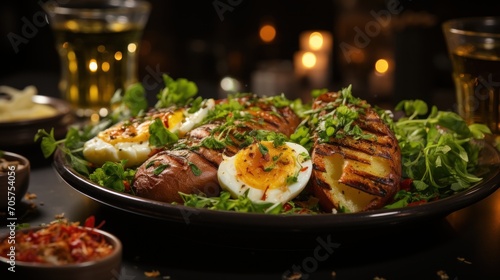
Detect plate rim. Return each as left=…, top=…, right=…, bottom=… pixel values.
left=52, top=142, right=500, bottom=232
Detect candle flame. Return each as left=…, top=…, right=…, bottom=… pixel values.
left=128, top=43, right=137, bottom=53
left=260, top=24, right=276, bottom=43
left=375, top=59, right=389, bottom=74
left=101, top=62, right=110, bottom=72
left=302, top=52, right=317, bottom=68
left=309, top=32, right=324, bottom=51
left=114, top=51, right=123, bottom=61
left=89, top=59, right=98, bottom=72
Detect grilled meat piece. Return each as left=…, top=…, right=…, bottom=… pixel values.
left=133, top=149, right=221, bottom=203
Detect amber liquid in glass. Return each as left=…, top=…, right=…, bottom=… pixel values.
left=53, top=21, right=142, bottom=117
left=451, top=44, right=500, bottom=134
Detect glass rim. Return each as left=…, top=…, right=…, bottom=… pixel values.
left=43, top=0, right=151, bottom=16
left=442, top=16, right=500, bottom=38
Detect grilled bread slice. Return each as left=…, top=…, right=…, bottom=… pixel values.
left=310, top=90, right=401, bottom=213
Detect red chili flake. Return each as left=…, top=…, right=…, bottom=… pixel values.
left=407, top=200, right=427, bottom=207
left=399, top=178, right=413, bottom=191
left=85, top=216, right=106, bottom=229
left=84, top=216, right=95, bottom=228
left=123, top=180, right=131, bottom=192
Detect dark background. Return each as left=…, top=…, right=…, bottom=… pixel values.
left=1, top=0, right=500, bottom=109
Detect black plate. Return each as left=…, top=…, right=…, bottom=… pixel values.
left=52, top=142, right=500, bottom=233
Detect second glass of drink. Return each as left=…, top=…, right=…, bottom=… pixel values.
left=442, top=17, right=500, bottom=135
left=44, top=0, right=151, bottom=121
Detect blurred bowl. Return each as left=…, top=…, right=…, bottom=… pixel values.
left=0, top=151, right=30, bottom=209
left=0, top=95, right=74, bottom=147
left=0, top=224, right=122, bottom=280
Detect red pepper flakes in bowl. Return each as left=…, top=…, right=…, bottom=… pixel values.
left=0, top=220, right=113, bottom=264
left=0, top=217, right=122, bottom=280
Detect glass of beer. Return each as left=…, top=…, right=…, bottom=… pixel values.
left=43, top=0, right=150, bottom=120
left=442, top=17, right=500, bottom=135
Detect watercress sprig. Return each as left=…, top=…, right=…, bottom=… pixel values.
left=177, top=190, right=315, bottom=214
left=385, top=99, right=491, bottom=208
left=155, top=74, right=198, bottom=109
left=34, top=127, right=92, bottom=175
left=34, top=83, right=150, bottom=176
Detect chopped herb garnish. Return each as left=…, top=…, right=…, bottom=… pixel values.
left=145, top=160, right=157, bottom=169
left=153, top=163, right=170, bottom=175
left=292, top=84, right=374, bottom=149
left=188, top=162, right=202, bottom=176
left=286, top=174, right=298, bottom=185
left=258, top=142, right=269, bottom=156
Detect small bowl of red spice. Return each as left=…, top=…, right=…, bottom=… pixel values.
left=0, top=217, right=122, bottom=280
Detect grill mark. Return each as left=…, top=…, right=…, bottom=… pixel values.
left=314, top=143, right=341, bottom=156
left=244, top=111, right=288, bottom=135
left=186, top=123, right=218, bottom=143
left=278, top=107, right=301, bottom=136
left=312, top=161, right=327, bottom=172
left=158, top=149, right=221, bottom=174
left=156, top=150, right=189, bottom=167
left=341, top=150, right=371, bottom=164
left=313, top=144, right=393, bottom=197
left=340, top=178, right=388, bottom=197
left=240, top=118, right=280, bottom=134
left=314, top=176, right=331, bottom=190
left=314, top=142, right=395, bottom=171
left=345, top=164, right=395, bottom=186
left=339, top=163, right=396, bottom=196
left=190, top=149, right=221, bottom=170
left=331, top=137, right=393, bottom=160
left=253, top=105, right=300, bottom=137
left=254, top=110, right=283, bottom=128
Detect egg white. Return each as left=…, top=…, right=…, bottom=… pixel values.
left=177, top=98, right=215, bottom=136
left=83, top=137, right=151, bottom=167
left=217, top=141, right=312, bottom=204
left=83, top=98, right=215, bottom=167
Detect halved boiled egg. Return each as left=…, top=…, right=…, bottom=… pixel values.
left=83, top=98, right=215, bottom=167
left=217, top=141, right=312, bottom=204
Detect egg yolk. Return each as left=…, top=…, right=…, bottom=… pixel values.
left=234, top=142, right=297, bottom=191
left=166, top=109, right=184, bottom=130
left=98, top=109, right=185, bottom=145
left=98, top=120, right=150, bottom=145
